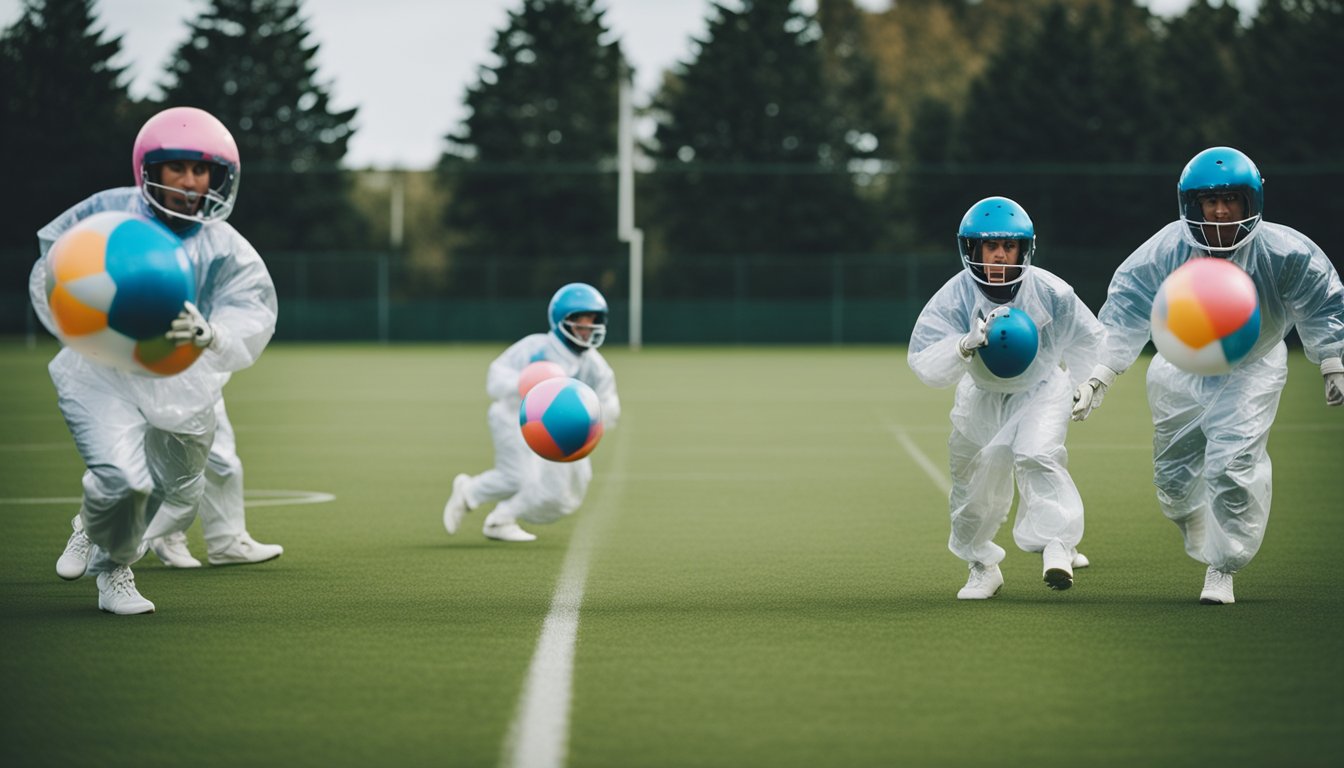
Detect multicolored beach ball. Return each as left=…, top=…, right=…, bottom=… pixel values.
left=44, top=211, right=201, bottom=376
left=519, top=377, right=603, bottom=462
left=1150, top=257, right=1260, bottom=375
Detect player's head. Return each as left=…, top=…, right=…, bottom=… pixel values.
left=1178, top=146, right=1263, bottom=254
left=133, top=107, right=240, bottom=232
left=957, top=196, right=1034, bottom=300
left=548, top=283, right=608, bottom=352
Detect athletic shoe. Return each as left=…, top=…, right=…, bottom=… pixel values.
left=1199, top=566, right=1235, bottom=605
left=443, top=474, right=473, bottom=535
left=1043, top=540, right=1074, bottom=590
left=56, top=516, right=92, bottom=581
left=208, top=532, right=284, bottom=565
left=957, top=562, right=1003, bottom=600
left=96, top=565, right=155, bottom=615
left=149, top=531, right=202, bottom=568
left=483, top=521, right=537, bottom=543
left=1072, top=550, right=1090, bottom=569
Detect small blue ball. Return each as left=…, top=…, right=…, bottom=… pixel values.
left=979, top=308, right=1038, bottom=378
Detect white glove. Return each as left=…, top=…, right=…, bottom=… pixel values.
left=166, top=301, right=215, bottom=349
left=1323, top=357, right=1344, bottom=407
left=957, top=313, right=988, bottom=360
left=1071, top=364, right=1118, bottom=422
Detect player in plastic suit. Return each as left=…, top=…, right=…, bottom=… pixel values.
left=30, top=107, right=279, bottom=613
left=1071, top=147, right=1344, bottom=605
left=908, top=197, right=1103, bottom=600
left=442, top=283, right=621, bottom=542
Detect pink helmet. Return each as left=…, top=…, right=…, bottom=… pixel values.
left=133, top=106, right=241, bottom=224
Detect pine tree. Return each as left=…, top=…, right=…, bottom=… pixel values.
left=439, top=0, right=624, bottom=297
left=649, top=0, right=882, bottom=296
left=952, top=2, right=1168, bottom=254
left=0, top=0, right=135, bottom=251
left=1154, top=0, right=1248, bottom=158
left=159, top=0, right=364, bottom=252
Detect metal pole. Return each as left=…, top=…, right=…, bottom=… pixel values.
left=618, top=62, right=643, bottom=350
left=385, top=171, right=404, bottom=344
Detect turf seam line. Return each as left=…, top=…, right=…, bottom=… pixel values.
left=499, top=420, right=629, bottom=768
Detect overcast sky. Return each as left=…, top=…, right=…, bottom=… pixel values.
left=1, top=0, right=1253, bottom=169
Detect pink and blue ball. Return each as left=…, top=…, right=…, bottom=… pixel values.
left=520, top=377, right=604, bottom=462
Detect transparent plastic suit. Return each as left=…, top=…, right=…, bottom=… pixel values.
left=1098, top=221, right=1343, bottom=572
left=29, top=188, right=277, bottom=574
left=462, top=332, right=620, bottom=526
left=909, top=268, right=1103, bottom=567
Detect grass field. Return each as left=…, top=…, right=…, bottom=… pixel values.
left=1, top=340, right=1341, bottom=767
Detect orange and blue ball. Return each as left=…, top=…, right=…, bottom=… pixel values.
left=1150, top=258, right=1260, bottom=375
left=44, top=211, right=201, bottom=376
left=520, top=377, right=603, bottom=462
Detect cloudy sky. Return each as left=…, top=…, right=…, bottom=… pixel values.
left=1, top=0, right=1252, bottom=169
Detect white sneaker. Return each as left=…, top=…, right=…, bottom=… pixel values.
left=149, top=531, right=202, bottom=568
left=443, top=474, right=473, bottom=535
left=1043, top=540, right=1074, bottom=591
left=483, top=521, right=537, bottom=543
left=1199, top=566, right=1235, bottom=605
left=57, top=516, right=93, bottom=580
left=1072, top=550, right=1090, bottom=569
left=957, top=562, right=1003, bottom=600
left=96, top=565, right=155, bottom=615
left=208, top=532, right=284, bottom=565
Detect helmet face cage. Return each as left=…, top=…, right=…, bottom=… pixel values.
left=957, top=197, right=1035, bottom=288
left=548, top=283, right=609, bottom=350
left=1177, top=147, right=1263, bottom=253
left=133, top=107, right=241, bottom=225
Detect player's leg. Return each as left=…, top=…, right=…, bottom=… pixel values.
left=53, top=380, right=155, bottom=613
left=446, top=402, right=528, bottom=534
left=194, top=401, right=283, bottom=565
left=1148, top=356, right=1212, bottom=563
left=947, top=422, right=1013, bottom=599
left=1196, top=344, right=1288, bottom=604
left=1009, top=373, right=1084, bottom=591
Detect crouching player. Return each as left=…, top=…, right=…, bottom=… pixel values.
left=32, top=107, right=277, bottom=613
left=442, top=283, right=620, bottom=542
left=908, top=197, right=1102, bottom=600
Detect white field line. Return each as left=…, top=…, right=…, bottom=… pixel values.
left=886, top=423, right=951, bottom=497
left=500, top=426, right=629, bottom=768
left=0, top=490, right=335, bottom=508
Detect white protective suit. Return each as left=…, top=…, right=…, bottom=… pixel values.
left=462, top=332, right=620, bottom=526
left=29, top=188, right=277, bottom=574
left=1098, top=221, right=1343, bottom=572
left=908, top=267, right=1104, bottom=567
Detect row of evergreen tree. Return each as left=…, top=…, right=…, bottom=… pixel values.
left=3, top=0, right=1341, bottom=304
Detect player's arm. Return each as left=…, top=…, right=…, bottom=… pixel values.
left=1280, top=245, right=1344, bottom=406
left=588, top=353, right=620, bottom=429
left=176, top=236, right=277, bottom=372
left=486, top=338, right=537, bottom=401
left=908, top=280, right=980, bottom=389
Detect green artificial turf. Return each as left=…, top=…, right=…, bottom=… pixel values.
left=1, top=341, right=1340, bottom=767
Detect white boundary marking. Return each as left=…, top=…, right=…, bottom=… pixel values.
left=500, top=429, right=629, bottom=768
left=0, top=490, right=336, bottom=508
left=886, top=424, right=951, bottom=496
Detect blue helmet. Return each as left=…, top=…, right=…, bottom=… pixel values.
left=1178, top=147, right=1263, bottom=253
left=957, top=196, right=1035, bottom=297
left=548, top=283, right=608, bottom=350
